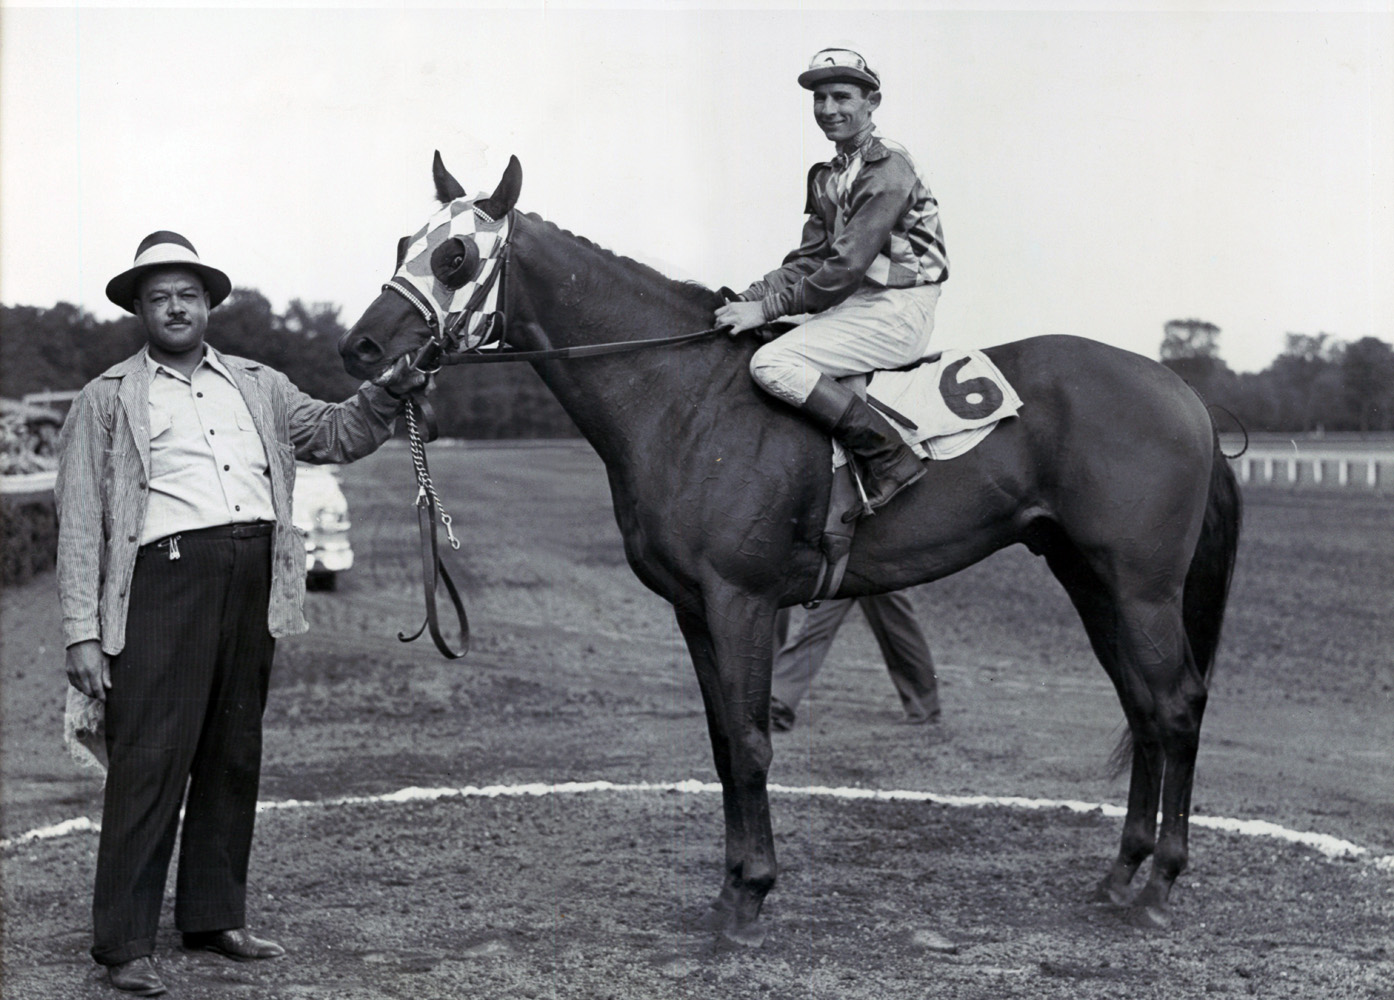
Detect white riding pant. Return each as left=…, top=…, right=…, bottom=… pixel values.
left=749, top=283, right=942, bottom=406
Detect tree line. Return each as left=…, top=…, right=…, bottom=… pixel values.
left=0, top=290, right=582, bottom=440
left=1160, top=320, right=1394, bottom=434
left=2, top=295, right=1390, bottom=436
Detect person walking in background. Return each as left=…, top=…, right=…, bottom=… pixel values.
left=56, top=231, right=425, bottom=996
left=770, top=590, right=941, bottom=732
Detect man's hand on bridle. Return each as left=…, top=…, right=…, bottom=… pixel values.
left=376, top=355, right=432, bottom=399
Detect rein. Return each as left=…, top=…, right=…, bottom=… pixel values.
left=386, top=209, right=728, bottom=659
left=440, top=325, right=727, bottom=365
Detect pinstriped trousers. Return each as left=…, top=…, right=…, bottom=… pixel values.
left=92, top=523, right=275, bottom=966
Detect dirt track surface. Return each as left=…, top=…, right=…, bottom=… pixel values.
left=3, top=441, right=1391, bottom=999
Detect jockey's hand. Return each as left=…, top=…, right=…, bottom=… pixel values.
left=375, top=355, right=431, bottom=400
left=66, top=640, right=110, bottom=702
left=714, top=300, right=767, bottom=336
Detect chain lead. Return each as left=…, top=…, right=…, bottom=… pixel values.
left=403, top=400, right=461, bottom=550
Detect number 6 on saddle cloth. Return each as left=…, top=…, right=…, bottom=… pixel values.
left=808, top=350, right=1023, bottom=606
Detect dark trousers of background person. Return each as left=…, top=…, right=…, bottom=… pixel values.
left=91, top=523, right=275, bottom=966
left=771, top=591, right=940, bottom=724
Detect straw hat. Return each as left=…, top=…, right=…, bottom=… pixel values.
left=105, top=231, right=231, bottom=312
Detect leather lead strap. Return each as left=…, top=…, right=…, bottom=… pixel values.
left=397, top=494, right=470, bottom=659
left=414, top=393, right=440, bottom=443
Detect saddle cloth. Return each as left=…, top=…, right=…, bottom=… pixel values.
left=832, top=348, right=1023, bottom=469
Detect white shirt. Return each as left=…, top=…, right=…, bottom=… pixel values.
left=140, top=346, right=277, bottom=544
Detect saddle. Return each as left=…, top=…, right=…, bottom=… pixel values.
left=803, top=349, right=1022, bottom=607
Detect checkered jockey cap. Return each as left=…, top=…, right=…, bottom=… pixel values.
left=390, top=197, right=512, bottom=349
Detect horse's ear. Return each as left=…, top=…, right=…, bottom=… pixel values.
left=433, top=150, right=467, bottom=203
left=476, top=155, right=522, bottom=221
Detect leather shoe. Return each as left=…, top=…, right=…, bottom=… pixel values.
left=183, top=927, right=286, bottom=961
left=107, top=956, right=167, bottom=996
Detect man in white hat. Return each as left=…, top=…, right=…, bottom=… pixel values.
left=715, top=47, right=949, bottom=515
left=55, top=231, right=424, bottom=996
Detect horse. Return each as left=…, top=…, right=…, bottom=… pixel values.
left=339, top=154, right=1242, bottom=945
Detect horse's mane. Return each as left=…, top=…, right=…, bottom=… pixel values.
left=521, top=212, right=725, bottom=317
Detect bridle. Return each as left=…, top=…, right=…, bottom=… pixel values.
left=387, top=209, right=728, bottom=371
left=376, top=203, right=515, bottom=659
left=378, top=204, right=728, bottom=660
left=382, top=206, right=516, bottom=379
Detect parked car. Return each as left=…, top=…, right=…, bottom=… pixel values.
left=292, top=464, right=353, bottom=589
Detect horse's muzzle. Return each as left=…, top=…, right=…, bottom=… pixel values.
left=339, top=329, right=386, bottom=381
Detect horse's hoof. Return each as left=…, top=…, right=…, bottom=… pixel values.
left=1128, top=902, right=1172, bottom=931
left=1091, top=880, right=1132, bottom=907
left=721, top=917, right=767, bottom=949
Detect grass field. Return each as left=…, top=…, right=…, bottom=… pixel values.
left=318, top=441, right=1394, bottom=850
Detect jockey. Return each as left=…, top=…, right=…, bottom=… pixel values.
left=715, top=47, right=948, bottom=514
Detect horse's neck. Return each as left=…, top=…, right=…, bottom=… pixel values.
left=509, top=217, right=734, bottom=459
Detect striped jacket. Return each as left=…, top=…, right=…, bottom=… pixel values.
left=55, top=347, right=402, bottom=654
left=743, top=130, right=948, bottom=321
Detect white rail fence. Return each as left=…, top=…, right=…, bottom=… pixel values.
left=1223, top=440, right=1393, bottom=490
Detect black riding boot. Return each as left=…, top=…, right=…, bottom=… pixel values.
left=800, top=376, right=926, bottom=515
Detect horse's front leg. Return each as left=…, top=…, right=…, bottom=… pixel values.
left=674, top=589, right=778, bottom=947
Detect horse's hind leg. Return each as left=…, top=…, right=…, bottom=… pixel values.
left=1096, top=738, right=1164, bottom=906
left=1046, top=548, right=1163, bottom=904
left=1126, top=609, right=1208, bottom=929
left=673, top=590, right=778, bottom=947
left=1099, top=596, right=1207, bottom=928
left=1047, top=547, right=1204, bottom=925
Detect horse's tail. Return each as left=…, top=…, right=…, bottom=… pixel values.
left=1181, top=430, right=1244, bottom=686
left=1108, top=427, right=1242, bottom=776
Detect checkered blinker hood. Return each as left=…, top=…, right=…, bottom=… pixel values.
left=389, top=196, right=512, bottom=350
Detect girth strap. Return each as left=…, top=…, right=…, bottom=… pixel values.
left=804, top=461, right=859, bottom=608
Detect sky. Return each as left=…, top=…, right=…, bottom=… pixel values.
left=2, top=2, right=1391, bottom=374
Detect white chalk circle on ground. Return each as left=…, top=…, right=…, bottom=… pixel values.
left=5, top=779, right=1392, bottom=873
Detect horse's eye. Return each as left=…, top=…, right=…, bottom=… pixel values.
left=431, top=236, right=480, bottom=289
